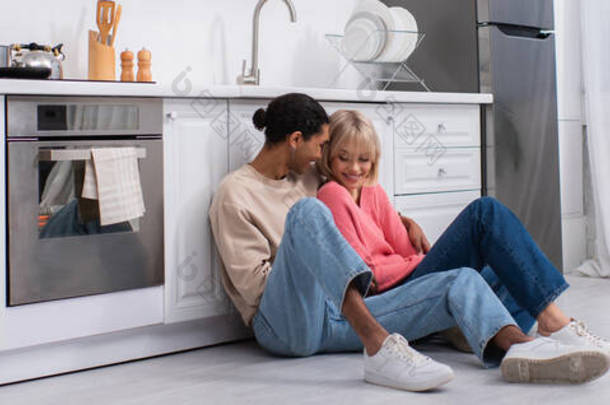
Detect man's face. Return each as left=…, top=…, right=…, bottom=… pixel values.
left=290, top=124, right=330, bottom=174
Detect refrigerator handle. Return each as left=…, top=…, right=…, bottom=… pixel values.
left=493, top=24, right=552, bottom=39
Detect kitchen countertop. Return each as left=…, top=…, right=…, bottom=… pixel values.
left=0, top=79, right=493, bottom=104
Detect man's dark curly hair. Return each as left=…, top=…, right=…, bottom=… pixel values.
left=252, top=93, right=329, bottom=145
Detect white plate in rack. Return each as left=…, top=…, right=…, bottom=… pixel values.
left=342, top=11, right=387, bottom=61
left=354, top=0, right=394, bottom=30
left=377, top=7, right=419, bottom=63
left=391, top=7, right=419, bottom=62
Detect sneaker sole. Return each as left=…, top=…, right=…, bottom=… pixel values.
left=501, top=351, right=609, bottom=384
left=364, top=370, right=454, bottom=392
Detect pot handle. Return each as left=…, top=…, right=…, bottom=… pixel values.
left=52, top=43, right=65, bottom=59
left=18, top=42, right=49, bottom=51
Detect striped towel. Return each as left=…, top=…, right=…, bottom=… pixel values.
left=81, top=147, right=146, bottom=226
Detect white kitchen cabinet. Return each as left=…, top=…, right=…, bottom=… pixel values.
left=163, top=98, right=234, bottom=323
left=391, top=103, right=482, bottom=240
left=392, top=103, right=481, bottom=196
left=0, top=86, right=493, bottom=384
left=227, top=100, right=268, bottom=171
left=395, top=191, right=481, bottom=244
left=323, top=102, right=395, bottom=200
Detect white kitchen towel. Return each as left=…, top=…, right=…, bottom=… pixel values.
left=81, top=147, right=146, bottom=226
left=82, top=158, right=98, bottom=199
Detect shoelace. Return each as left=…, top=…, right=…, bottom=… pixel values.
left=386, top=334, right=429, bottom=366
left=572, top=320, right=609, bottom=347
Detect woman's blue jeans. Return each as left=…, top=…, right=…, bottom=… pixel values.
left=251, top=197, right=569, bottom=367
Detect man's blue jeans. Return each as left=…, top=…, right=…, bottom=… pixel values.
left=251, top=197, right=569, bottom=367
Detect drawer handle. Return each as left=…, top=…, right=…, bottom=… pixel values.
left=437, top=168, right=447, bottom=177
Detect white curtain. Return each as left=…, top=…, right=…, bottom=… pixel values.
left=575, top=0, right=610, bottom=277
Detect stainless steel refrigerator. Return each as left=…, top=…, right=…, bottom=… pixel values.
left=383, top=0, right=563, bottom=270
left=478, top=0, right=562, bottom=271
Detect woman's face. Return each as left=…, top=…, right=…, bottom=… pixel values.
left=330, top=141, right=373, bottom=193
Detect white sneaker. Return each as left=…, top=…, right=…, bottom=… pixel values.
left=537, top=319, right=610, bottom=357
left=364, top=333, right=454, bottom=392
left=501, top=337, right=609, bottom=384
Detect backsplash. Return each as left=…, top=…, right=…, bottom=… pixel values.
left=0, top=0, right=361, bottom=90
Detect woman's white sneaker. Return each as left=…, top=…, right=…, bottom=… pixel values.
left=501, top=337, right=609, bottom=384
left=537, top=319, right=610, bottom=357
left=363, top=333, right=454, bottom=392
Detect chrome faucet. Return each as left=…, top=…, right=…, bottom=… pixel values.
left=237, top=0, right=297, bottom=85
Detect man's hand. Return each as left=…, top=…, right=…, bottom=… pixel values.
left=368, top=274, right=378, bottom=296
left=400, top=215, right=431, bottom=254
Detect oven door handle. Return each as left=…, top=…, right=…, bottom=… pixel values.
left=38, top=148, right=147, bottom=161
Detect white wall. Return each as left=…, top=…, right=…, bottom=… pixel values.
left=0, top=0, right=360, bottom=89
left=554, top=0, right=588, bottom=272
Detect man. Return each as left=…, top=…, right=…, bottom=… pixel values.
left=209, top=93, right=609, bottom=392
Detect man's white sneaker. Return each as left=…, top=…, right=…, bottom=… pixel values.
left=364, top=333, right=454, bottom=392
left=501, top=337, right=609, bottom=384
left=537, top=320, right=610, bottom=357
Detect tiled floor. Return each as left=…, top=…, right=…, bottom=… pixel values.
left=1, top=275, right=609, bottom=404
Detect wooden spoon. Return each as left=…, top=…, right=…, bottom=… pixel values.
left=96, top=1, right=115, bottom=45
left=109, top=4, right=122, bottom=47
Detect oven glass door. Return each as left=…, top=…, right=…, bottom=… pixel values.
left=38, top=149, right=141, bottom=239
left=7, top=138, right=164, bottom=306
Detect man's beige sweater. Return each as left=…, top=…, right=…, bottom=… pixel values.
left=209, top=164, right=320, bottom=325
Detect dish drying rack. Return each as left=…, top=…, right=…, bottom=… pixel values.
left=325, top=30, right=430, bottom=92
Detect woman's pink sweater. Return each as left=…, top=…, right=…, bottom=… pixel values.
left=317, top=181, right=425, bottom=292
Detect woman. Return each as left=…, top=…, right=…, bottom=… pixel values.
left=316, top=109, right=610, bottom=378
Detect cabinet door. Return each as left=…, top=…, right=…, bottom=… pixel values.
left=394, top=191, right=481, bottom=244
left=228, top=100, right=268, bottom=171
left=164, top=98, right=233, bottom=323
left=322, top=102, right=395, bottom=201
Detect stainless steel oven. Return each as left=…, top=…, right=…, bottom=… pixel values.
left=6, top=96, right=164, bottom=306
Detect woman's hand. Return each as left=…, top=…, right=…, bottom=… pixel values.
left=400, top=215, right=431, bottom=254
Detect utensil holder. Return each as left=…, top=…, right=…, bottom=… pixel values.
left=88, top=30, right=116, bottom=81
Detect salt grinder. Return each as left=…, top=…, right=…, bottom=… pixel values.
left=136, top=47, right=152, bottom=82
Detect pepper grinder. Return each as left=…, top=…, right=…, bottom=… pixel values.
left=120, top=49, right=135, bottom=82
left=136, top=47, right=152, bottom=82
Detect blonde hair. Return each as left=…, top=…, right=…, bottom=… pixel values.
left=318, top=109, right=381, bottom=186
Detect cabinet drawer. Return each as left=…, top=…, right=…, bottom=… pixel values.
left=394, top=147, right=481, bottom=194
left=395, top=191, right=481, bottom=244
left=393, top=104, right=480, bottom=148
